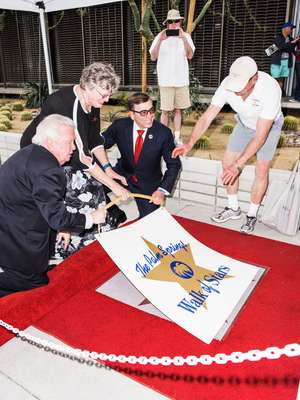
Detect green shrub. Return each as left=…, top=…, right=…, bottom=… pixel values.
left=221, top=123, right=234, bottom=134
left=12, top=102, right=24, bottom=111
left=0, top=123, right=8, bottom=131
left=20, top=111, right=33, bottom=121
left=0, top=105, right=11, bottom=112
left=210, top=115, right=223, bottom=126
left=0, top=116, right=12, bottom=129
left=113, top=91, right=130, bottom=108
left=24, top=81, right=48, bottom=108
left=155, top=109, right=162, bottom=120
left=0, top=109, right=12, bottom=119
left=102, top=111, right=121, bottom=123
left=277, top=133, right=285, bottom=148
left=194, top=135, right=211, bottom=150
left=282, top=116, right=298, bottom=131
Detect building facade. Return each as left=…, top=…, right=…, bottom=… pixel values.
left=0, top=0, right=294, bottom=91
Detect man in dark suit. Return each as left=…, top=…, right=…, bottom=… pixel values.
left=0, top=114, right=106, bottom=297
left=99, top=93, right=181, bottom=217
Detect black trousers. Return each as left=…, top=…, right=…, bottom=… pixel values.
left=103, top=186, right=127, bottom=227
left=0, top=269, right=49, bottom=297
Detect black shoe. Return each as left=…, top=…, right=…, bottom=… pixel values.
left=106, top=205, right=127, bottom=229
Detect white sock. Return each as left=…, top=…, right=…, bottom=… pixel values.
left=174, top=131, right=181, bottom=141
left=227, top=194, right=239, bottom=211
left=247, top=202, right=260, bottom=217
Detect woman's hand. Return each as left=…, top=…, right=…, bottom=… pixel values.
left=111, top=182, right=130, bottom=201
left=105, top=167, right=128, bottom=186
left=91, top=206, right=107, bottom=225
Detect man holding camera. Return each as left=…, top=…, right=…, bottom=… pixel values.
left=150, top=9, right=195, bottom=145
left=270, top=21, right=299, bottom=91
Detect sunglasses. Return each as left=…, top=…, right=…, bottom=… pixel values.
left=167, top=19, right=181, bottom=24
left=131, top=107, right=155, bottom=117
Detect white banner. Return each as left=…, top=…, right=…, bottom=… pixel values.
left=97, top=208, right=265, bottom=344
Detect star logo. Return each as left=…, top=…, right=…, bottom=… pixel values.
left=141, top=238, right=233, bottom=308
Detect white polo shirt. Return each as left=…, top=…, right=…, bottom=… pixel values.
left=149, top=33, right=195, bottom=87
left=211, top=71, right=282, bottom=130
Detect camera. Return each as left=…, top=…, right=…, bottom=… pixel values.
left=265, top=44, right=278, bottom=57
left=166, top=29, right=179, bottom=37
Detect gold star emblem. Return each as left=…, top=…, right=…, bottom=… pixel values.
left=142, top=238, right=233, bottom=308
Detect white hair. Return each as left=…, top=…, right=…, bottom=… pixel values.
left=32, top=114, right=75, bottom=145
left=79, top=62, right=120, bottom=93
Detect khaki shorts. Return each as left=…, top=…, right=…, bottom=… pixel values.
left=228, top=115, right=284, bottom=161
left=160, top=86, right=191, bottom=111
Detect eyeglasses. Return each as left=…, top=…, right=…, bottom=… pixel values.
left=167, top=19, right=181, bottom=24
left=92, top=86, right=111, bottom=100
left=131, top=107, right=155, bottom=117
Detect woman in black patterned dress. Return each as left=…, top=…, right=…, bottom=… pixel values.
left=21, top=62, right=129, bottom=258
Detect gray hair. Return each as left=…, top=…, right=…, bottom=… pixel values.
left=32, top=114, right=75, bottom=145
left=79, top=62, right=120, bottom=93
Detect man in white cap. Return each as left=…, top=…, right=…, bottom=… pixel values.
left=149, top=9, right=195, bottom=145
left=173, top=56, right=283, bottom=234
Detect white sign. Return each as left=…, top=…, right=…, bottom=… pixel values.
left=97, top=208, right=265, bottom=344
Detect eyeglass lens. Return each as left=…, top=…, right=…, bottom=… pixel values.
left=133, top=107, right=155, bottom=117
left=94, top=87, right=110, bottom=99
left=168, top=19, right=180, bottom=23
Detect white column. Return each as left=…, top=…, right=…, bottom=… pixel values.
left=38, top=8, right=53, bottom=94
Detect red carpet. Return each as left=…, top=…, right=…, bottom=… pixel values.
left=1, top=216, right=299, bottom=400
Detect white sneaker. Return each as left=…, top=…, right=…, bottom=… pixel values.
left=288, top=98, right=300, bottom=103
left=211, top=207, right=242, bottom=223
left=240, top=216, right=257, bottom=234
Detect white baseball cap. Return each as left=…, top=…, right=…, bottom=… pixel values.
left=225, top=56, right=258, bottom=92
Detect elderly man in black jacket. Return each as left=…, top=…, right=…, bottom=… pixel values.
left=0, top=114, right=106, bottom=297
left=270, top=21, right=299, bottom=90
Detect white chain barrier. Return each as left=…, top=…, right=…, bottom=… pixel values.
left=0, top=319, right=299, bottom=367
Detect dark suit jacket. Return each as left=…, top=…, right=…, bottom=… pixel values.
left=103, top=118, right=181, bottom=195
left=0, top=144, right=86, bottom=282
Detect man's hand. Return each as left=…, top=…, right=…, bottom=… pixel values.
left=105, top=167, right=128, bottom=186
left=178, top=28, right=185, bottom=38
left=151, top=190, right=165, bottom=205
left=172, top=143, right=192, bottom=158
left=159, top=29, right=168, bottom=41
left=91, top=206, right=107, bottom=225
left=57, top=232, right=71, bottom=250
left=111, top=182, right=130, bottom=201
left=222, top=163, right=242, bottom=185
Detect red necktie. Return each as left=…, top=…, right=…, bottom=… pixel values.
left=134, top=129, right=144, bottom=164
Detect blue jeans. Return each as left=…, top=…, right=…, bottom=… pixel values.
left=294, top=61, right=300, bottom=101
